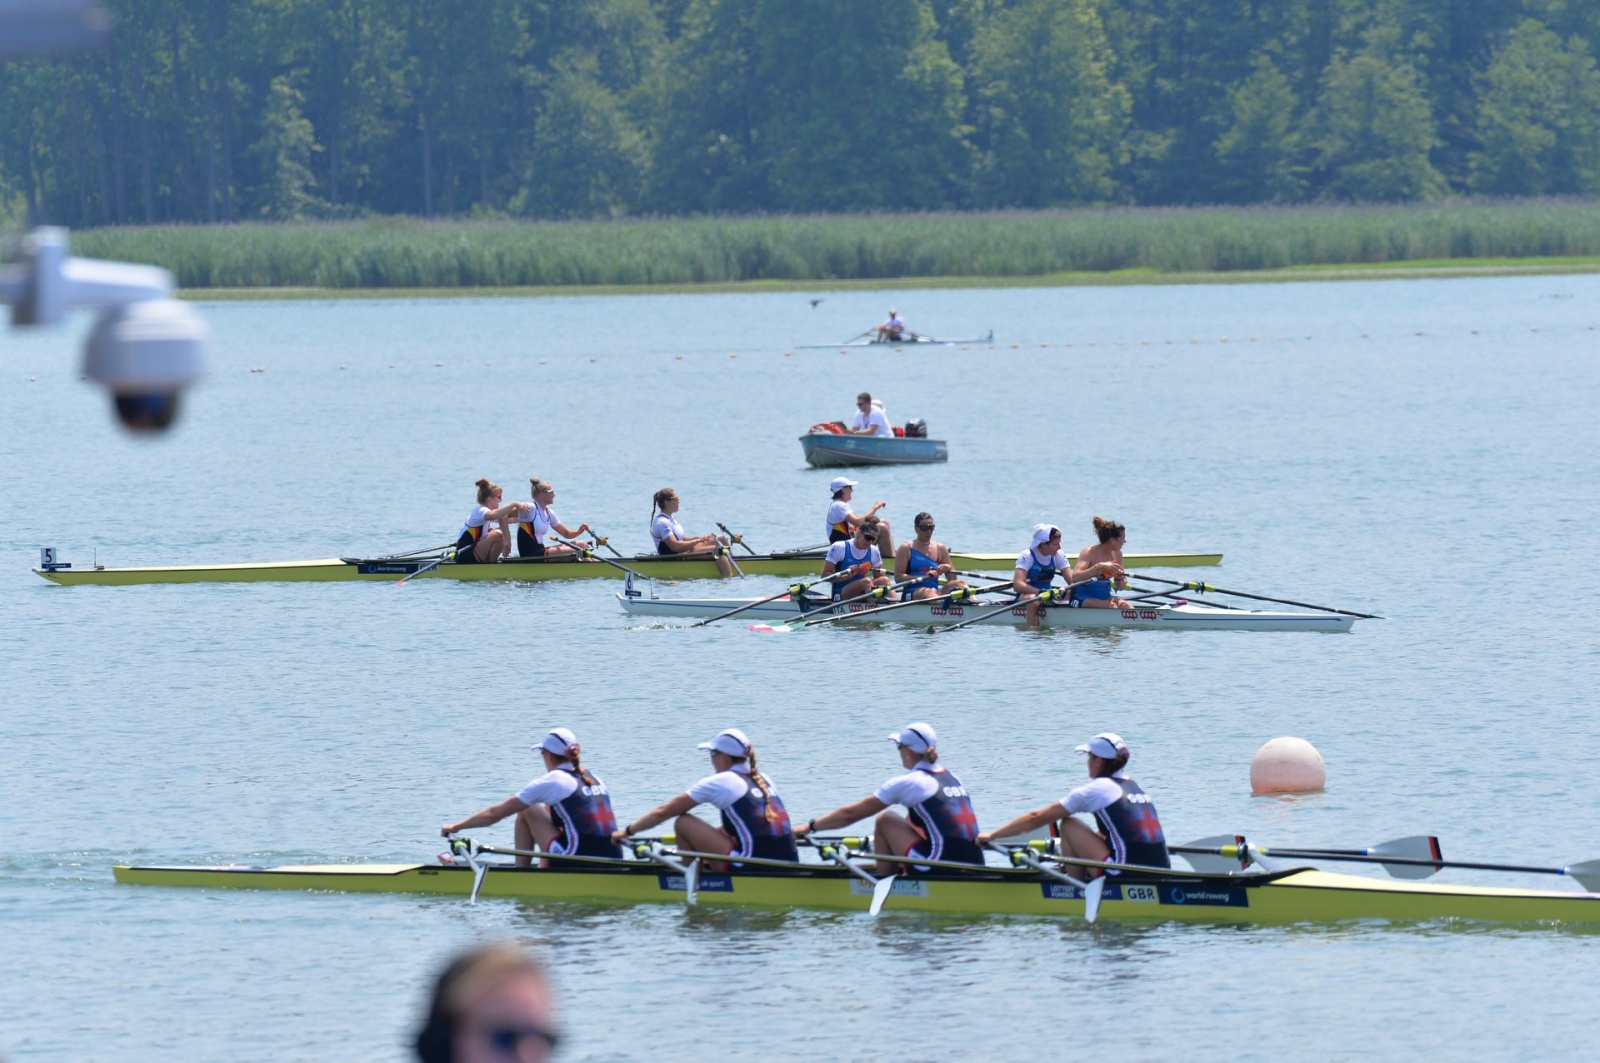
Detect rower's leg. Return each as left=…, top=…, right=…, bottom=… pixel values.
left=674, top=814, right=735, bottom=872
left=476, top=529, right=506, bottom=562
left=872, top=810, right=921, bottom=874
left=714, top=552, right=734, bottom=577
left=515, top=805, right=559, bottom=868
left=839, top=577, right=873, bottom=599
left=1059, top=819, right=1111, bottom=877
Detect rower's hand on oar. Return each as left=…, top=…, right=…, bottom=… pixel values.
left=975, top=831, right=995, bottom=847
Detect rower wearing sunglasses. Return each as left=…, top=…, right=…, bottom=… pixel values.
left=820, top=515, right=892, bottom=600
left=894, top=511, right=967, bottom=600
left=1013, top=522, right=1124, bottom=627
left=795, top=722, right=983, bottom=874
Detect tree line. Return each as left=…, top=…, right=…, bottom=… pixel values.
left=4, top=0, right=1600, bottom=229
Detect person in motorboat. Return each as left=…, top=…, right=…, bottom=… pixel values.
left=1012, top=523, right=1123, bottom=627
left=794, top=722, right=983, bottom=873
left=977, top=732, right=1169, bottom=875
left=894, top=511, right=968, bottom=600
left=844, top=392, right=893, bottom=436
left=440, top=727, right=622, bottom=866
left=454, top=478, right=518, bottom=564
left=1068, top=516, right=1132, bottom=608
left=874, top=309, right=909, bottom=342
left=511, top=477, right=591, bottom=558
left=826, top=475, right=894, bottom=555
left=821, top=515, right=892, bottom=600
left=611, top=728, right=799, bottom=869
left=650, top=487, right=734, bottom=577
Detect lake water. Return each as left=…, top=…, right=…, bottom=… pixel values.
left=3, top=276, right=1598, bottom=1061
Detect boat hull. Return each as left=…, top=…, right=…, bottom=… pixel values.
left=800, top=432, right=948, bottom=467
left=110, top=863, right=1600, bottom=924
left=33, top=550, right=1223, bottom=586
left=619, top=594, right=1355, bottom=632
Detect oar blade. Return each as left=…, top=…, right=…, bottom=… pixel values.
left=470, top=861, right=488, bottom=904
left=1371, top=835, right=1444, bottom=880
left=1083, top=876, right=1105, bottom=924
left=1563, top=859, right=1600, bottom=893
left=685, top=858, right=699, bottom=906
left=869, top=874, right=897, bottom=916
left=1175, top=835, right=1249, bottom=875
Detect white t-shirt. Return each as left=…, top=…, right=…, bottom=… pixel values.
left=515, top=765, right=581, bottom=806
left=1059, top=771, right=1130, bottom=815
left=874, top=761, right=941, bottom=807
left=1015, top=546, right=1070, bottom=580
left=825, top=499, right=852, bottom=537
left=686, top=764, right=760, bottom=809
left=852, top=406, right=892, bottom=436
left=651, top=512, right=685, bottom=549
left=824, top=540, right=882, bottom=571
left=459, top=504, right=493, bottom=538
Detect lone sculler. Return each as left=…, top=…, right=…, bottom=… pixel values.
left=874, top=310, right=908, bottom=343
left=821, top=515, right=891, bottom=600
left=441, top=727, right=622, bottom=866
left=650, top=486, right=733, bottom=577
left=612, top=728, right=799, bottom=867
left=1012, top=523, right=1123, bottom=627
left=454, top=478, right=518, bottom=564
left=794, top=722, right=983, bottom=873
left=894, top=511, right=967, bottom=600
left=512, top=477, right=591, bottom=558
left=977, top=732, right=1169, bottom=874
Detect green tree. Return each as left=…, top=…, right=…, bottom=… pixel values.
left=1306, top=33, right=1446, bottom=200
left=1469, top=19, right=1600, bottom=195
left=1213, top=54, right=1305, bottom=203
left=968, top=0, right=1128, bottom=207
left=520, top=53, right=647, bottom=216
left=249, top=75, right=321, bottom=218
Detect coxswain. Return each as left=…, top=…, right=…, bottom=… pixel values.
left=611, top=728, right=799, bottom=868
left=512, top=477, right=591, bottom=558
left=874, top=310, right=908, bottom=343
left=650, top=487, right=733, bottom=577
left=454, top=478, right=518, bottom=564
left=441, top=727, right=622, bottom=866
left=1068, top=516, right=1132, bottom=608
left=977, top=732, right=1169, bottom=874
left=825, top=475, right=893, bottom=555
left=795, top=722, right=983, bottom=873
left=894, top=511, right=968, bottom=600
left=1012, top=523, right=1122, bottom=627
left=821, top=515, right=892, bottom=600
left=844, top=392, right=893, bottom=437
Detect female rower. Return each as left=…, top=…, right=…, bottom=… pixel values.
left=826, top=476, right=893, bottom=556
left=894, top=511, right=967, bottom=600
left=440, top=727, right=622, bottom=866
left=1012, top=523, right=1123, bottom=627
left=455, top=478, right=518, bottom=564
left=611, top=728, right=798, bottom=867
left=977, top=732, right=1168, bottom=874
left=1068, top=516, right=1131, bottom=608
left=821, top=515, right=892, bottom=600
left=513, top=477, right=591, bottom=558
left=650, top=487, right=734, bottom=577
left=794, top=722, right=983, bottom=873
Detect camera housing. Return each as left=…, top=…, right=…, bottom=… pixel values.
left=82, top=299, right=210, bottom=433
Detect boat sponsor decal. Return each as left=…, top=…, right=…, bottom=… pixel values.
left=657, top=873, right=733, bottom=893
left=1042, top=882, right=1130, bottom=902
left=927, top=605, right=966, bottom=617
left=850, top=879, right=931, bottom=898
left=1121, top=608, right=1161, bottom=620
left=356, top=562, right=421, bottom=575
left=1040, top=881, right=1245, bottom=906
left=1159, top=885, right=1249, bottom=907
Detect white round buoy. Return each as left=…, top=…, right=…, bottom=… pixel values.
left=1251, top=737, right=1326, bottom=793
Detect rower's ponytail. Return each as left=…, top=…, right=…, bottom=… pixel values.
left=652, top=487, right=675, bottom=519
left=1092, top=516, right=1125, bottom=543
left=744, top=746, right=783, bottom=826
left=564, top=742, right=598, bottom=787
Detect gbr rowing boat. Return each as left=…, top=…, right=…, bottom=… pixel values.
left=111, top=858, right=1600, bottom=924
left=32, top=549, right=1223, bottom=586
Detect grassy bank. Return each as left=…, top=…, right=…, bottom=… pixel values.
left=69, top=199, right=1600, bottom=293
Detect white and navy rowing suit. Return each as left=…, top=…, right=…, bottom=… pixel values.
left=875, top=762, right=983, bottom=867
left=1058, top=771, right=1169, bottom=870
left=1015, top=545, right=1070, bottom=592
left=515, top=764, right=623, bottom=858
left=685, top=765, right=799, bottom=862
left=651, top=512, right=686, bottom=555
left=454, top=505, right=494, bottom=563
left=516, top=501, right=558, bottom=558
left=823, top=539, right=881, bottom=598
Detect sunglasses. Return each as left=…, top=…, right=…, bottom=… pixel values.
left=916, top=523, right=934, bottom=531
left=480, top=1023, right=560, bottom=1055
left=861, top=534, right=877, bottom=543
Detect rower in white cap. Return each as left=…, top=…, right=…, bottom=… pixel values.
left=826, top=475, right=893, bottom=557
left=612, top=728, right=798, bottom=866
left=795, top=722, right=983, bottom=872
left=1012, top=523, right=1124, bottom=627
left=441, top=728, right=622, bottom=865
left=977, top=732, right=1169, bottom=872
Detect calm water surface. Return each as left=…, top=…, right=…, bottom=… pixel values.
left=3, top=278, right=1598, bottom=1061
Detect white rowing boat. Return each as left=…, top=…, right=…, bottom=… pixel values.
left=796, top=330, right=994, bottom=350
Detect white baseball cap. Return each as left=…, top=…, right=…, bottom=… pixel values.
left=1030, top=523, right=1062, bottom=547
left=886, top=722, right=937, bottom=753
left=536, top=727, right=578, bottom=756
left=697, top=728, right=752, bottom=758
left=829, top=477, right=858, bottom=493
left=1075, top=732, right=1128, bottom=760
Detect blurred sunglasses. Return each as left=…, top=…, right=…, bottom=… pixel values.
left=483, top=1024, right=560, bottom=1055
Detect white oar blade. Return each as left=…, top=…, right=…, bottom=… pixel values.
left=470, top=862, right=488, bottom=904
left=1372, top=835, right=1443, bottom=880
left=869, top=874, right=897, bottom=916
left=1563, top=859, right=1600, bottom=893
left=1175, top=836, right=1248, bottom=875
left=1083, top=876, right=1105, bottom=924
left=685, top=859, right=700, bottom=906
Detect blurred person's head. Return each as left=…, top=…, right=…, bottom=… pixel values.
left=416, top=943, right=558, bottom=1063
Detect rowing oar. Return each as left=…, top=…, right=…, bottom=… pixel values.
left=799, top=577, right=1013, bottom=628
left=689, top=565, right=869, bottom=628
left=1174, top=836, right=1600, bottom=891
left=373, top=541, right=458, bottom=562
left=583, top=527, right=625, bottom=559
left=800, top=837, right=900, bottom=915
left=1126, top=574, right=1382, bottom=620
left=715, top=522, right=761, bottom=558
left=987, top=842, right=1106, bottom=923
left=393, top=550, right=452, bottom=586
left=553, top=537, right=648, bottom=581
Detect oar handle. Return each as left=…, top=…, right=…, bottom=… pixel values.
left=1126, top=573, right=1381, bottom=620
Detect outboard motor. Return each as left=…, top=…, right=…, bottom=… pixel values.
left=904, top=418, right=928, bottom=438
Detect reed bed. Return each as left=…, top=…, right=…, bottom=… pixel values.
left=68, top=200, right=1600, bottom=290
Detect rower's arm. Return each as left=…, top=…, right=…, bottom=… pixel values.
left=798, top=795, right=888, bottom=837
left=618, top=792, right=697, bottom=838
left=1012, top=568, right=1035, bottom=596
left=552, top=521, right=587, bottom=539
left=441, top=795, right=529, bottom=836
left=976, top=803, right=1066, bottom=846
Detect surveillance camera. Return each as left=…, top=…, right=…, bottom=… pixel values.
left=82, top=298, right=210, bottom=434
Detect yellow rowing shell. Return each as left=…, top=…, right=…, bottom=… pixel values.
left=111, top=862, right=1600, bottom=924
left=35, top=551, right=1223, bottom=586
